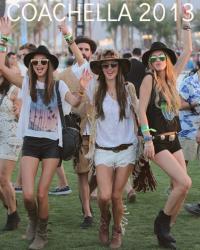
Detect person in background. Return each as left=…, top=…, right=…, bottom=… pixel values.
left=125, top=48, right=146, bottom=98
left=0, top=51, right=21, bottom=230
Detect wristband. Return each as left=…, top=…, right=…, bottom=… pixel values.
left=141, top=124, right=156, bottom=134
left=0, top=46, right=7, bottom=52
left=64, top=34, right=74, bottom=45
left=0, top=34, right=12, bottom=44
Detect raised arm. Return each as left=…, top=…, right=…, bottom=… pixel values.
left=139, top=74, right=155, bottom=159
left=58, top=22, right=84, bottom=66
left=0, top=17, right=23, bottom=88
left=174, top=8, right=192, bottom=77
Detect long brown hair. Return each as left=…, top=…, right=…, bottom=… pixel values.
left=28, top=58, right=55, bottom=105
left=150, top=54, right=180, bottom=113
left=95, top=65, right=127, bottom=121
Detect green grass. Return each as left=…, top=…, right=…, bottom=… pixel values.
left=0, top=160, right=200, bottom=250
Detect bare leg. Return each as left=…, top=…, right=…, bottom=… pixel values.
left=78, top=172, right=92, bottom=217
left=37, top=159, right=59, bottom=219
left=56, top=163, right=69, bottom=188
left=0, top=159, right=17, bottom=214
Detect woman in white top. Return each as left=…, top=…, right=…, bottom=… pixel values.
left=85, top=49, right=138, bottom=249
left=0, top=54, right=21, bottom=231
left=0, top=17, right=85, bottom=250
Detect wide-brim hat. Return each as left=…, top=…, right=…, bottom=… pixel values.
left=142, top=42, right=177, bottom=67
left=69, top=36, right=97, bottom=55
left=24, top=45, right=59, bottom=70
left=90, top=49, right=130, bottom=75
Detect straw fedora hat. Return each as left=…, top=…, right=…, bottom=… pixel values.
left=90, top=49, right=130, bottom=75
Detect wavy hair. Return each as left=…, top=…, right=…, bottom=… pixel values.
left=28, top=59, right=55, bottom=105
left=150, top=54, right=180, bottom=113
left=95, top=64, right=127, bottom=121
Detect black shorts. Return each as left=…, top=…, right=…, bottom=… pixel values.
left=22, top=136, right=61, bottom=161
left=153, top=134, right=181, bottom=155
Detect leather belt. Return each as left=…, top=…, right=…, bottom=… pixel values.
left=95, top=143, right=132, bottom=153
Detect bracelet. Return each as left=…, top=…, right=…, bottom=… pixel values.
left=183, top=25, right=191, bottom=30
left=64, top=34, right=74, bottom=45
left=78, top=90, right=84, bottom=97
left=0, top=45, right=7, bottom=52
left=143, top=135, right=153, bottom=142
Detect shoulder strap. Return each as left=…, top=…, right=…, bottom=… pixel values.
left=55, top=81, right=67, bottom=130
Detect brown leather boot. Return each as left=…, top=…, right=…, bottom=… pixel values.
left=99, top=211, right=111, bottom=245
left=109, top=227, right=122, bottom=249
left=28, top=218, right=48, bottom=250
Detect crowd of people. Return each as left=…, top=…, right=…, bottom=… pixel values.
left=0, top=10, right=199, bottom=250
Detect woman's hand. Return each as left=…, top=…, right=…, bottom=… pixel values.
left=144, top=141, right=155, bottom=160
left=0, top=17, right=12, bottom=36
left=79, top=69, right=92, bottom=90
left=58, top=21, right=71, bottom=36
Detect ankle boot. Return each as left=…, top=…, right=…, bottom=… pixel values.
left=154, top=210, right=176, bottom=249
left=24, top=205, right=38, bottom=241
left=29, top=218, right=48, bottom=250
left=3, top=210, right=20, bottom=231
left=99, top=210, right=111, bottom=245
left=109, top=226, right=122, bottom=249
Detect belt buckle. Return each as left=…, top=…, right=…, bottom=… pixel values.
left=169, top=134, right=175, bottom=141
left=160, top=135, right=165, bottom=140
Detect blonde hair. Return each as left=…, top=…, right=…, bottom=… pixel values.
left=150, top=54, right=180, bottom=113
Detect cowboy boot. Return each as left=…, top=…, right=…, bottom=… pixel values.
left=154, top=210, right=176, bottom=249
left=29, top=218, right=48, bottom=250
left=99, top=210, right=111, bottom=245
left=109, top=226, right=122, bottom=249
left=2, top=210, right=20, bottom=231
left=24, top=203, right=38, bottom=241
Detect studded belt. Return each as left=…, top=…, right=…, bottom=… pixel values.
left=95, top=143, right=132, bottom=153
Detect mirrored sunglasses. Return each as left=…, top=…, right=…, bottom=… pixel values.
left=101, top=62, right=118, bottom=69
left=31, top=59, right=49, bottom=66
left=149, top=54, right=166, bottom=63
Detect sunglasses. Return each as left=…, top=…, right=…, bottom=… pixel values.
left=31, top=59, right=49, bottom=66
left=149, top=54, right=166, bottom=63
left=101, top=62, right=118, bottom=69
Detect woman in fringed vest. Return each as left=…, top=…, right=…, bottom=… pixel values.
left=82, top=49, right=138, bottom=249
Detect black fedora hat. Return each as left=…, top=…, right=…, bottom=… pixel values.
left=24, top=45, right=59, bottom=70
left=142, top=42, right=177, bottom=67
left=69, top=36, right=97, bottom=55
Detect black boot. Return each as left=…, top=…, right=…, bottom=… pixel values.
left=3, top=210, right=20, bottom=231
left=154, top=210, right=176, bottom=249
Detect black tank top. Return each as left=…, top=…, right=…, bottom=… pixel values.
left=146, top=78, right=181, bottom=135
